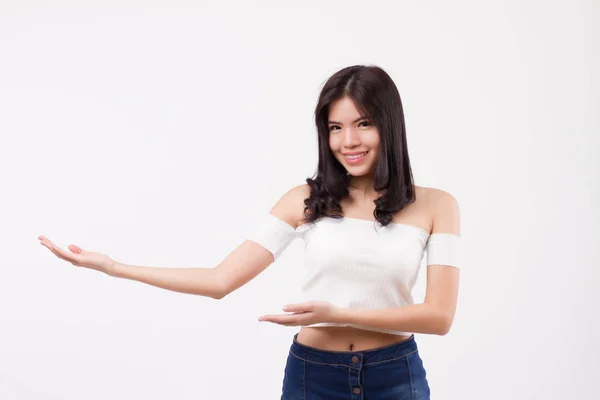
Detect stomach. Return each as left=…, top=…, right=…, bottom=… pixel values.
left=296, top=325, right=412, bottom=352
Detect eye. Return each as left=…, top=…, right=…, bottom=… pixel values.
left=329, top=125, right=340, bottom=131
left=358, top=121, right=370, bottom=127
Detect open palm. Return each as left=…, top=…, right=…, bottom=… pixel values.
left=38, top=235, right=117, bottom=276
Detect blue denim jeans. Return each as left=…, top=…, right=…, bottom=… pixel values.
left=281, top=333, right=430, bottom=400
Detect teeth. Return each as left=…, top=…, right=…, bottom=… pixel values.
left=346, top=152, right=366, bottom=159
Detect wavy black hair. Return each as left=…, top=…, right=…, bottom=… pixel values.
left=303, top=64, right=416, bottom=227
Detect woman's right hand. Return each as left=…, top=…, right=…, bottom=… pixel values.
left=38, top=235, right=118, bottom=277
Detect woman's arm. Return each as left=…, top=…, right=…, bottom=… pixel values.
left=39, top=184, right=308, bottom=300
left=112, top=236, right=277, bottom=299
left=112, top=262, right=227, bottom=299
left=335, top=190, right=461, bottom=334
left=114, top=184, right=308, bottom=298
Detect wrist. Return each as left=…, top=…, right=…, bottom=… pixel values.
left=110, top=261, right=126, bottom=278
left=332, top=306, right=351, bottom=324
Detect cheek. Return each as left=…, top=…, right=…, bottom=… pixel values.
left=370, top=130, right=380, bottom=146
left=328, top=136, right=339, bottom=151
left=368, top=133, right=380, bottom=158
left=369, top=148, right=380, bottom=163
left=368, top=133, right=381, bottom=151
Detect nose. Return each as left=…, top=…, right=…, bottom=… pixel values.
left=342, top=127, right=361, bottom=147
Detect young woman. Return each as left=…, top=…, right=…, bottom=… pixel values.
left=39, top=64, right=461, bottom=399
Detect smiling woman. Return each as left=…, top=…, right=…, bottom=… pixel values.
left=250, top=65, right=460, bottom=399
left=39, top=64, right=460, bottom=400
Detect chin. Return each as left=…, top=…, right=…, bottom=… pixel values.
left=346, top=167, right=372, bottom=177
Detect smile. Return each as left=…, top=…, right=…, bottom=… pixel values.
left=344, top=152, right=368, bottom=164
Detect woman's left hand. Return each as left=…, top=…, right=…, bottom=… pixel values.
left=258, top=301, right=341, bottom=326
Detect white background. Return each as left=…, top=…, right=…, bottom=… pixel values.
left=1, top=1, right=598, bottom=399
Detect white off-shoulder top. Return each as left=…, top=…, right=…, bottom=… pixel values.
left=247, top=213, right=461, bottom=336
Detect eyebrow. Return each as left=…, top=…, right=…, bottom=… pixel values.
left=328, top=116, right=368, bottom=125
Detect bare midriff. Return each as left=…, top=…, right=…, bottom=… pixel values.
left=295, top=326, right=412, bottom=352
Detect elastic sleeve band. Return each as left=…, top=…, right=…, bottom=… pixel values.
left=246, top=214, right=297, bottom=261
left=426, top=233, right=461, bottom=268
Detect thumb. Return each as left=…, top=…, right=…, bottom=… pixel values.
left=283, top=302, right=313, bottom=312
left=67, top=244, right=84, bottom=254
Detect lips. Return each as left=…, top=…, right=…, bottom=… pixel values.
left=346, top=152, right=366, bottom=158
left=344, top=151, right=368, bottom=164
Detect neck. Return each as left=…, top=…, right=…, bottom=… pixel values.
left=348, top=175, right=378, bottom=201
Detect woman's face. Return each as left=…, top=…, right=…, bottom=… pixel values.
left=328, top=96, right=380, bottom=178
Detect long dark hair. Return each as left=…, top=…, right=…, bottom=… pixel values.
left=303, top=65, right=416, bottom=227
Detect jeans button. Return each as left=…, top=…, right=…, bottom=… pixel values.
left=352, top=356, right=358, bottom=363
left=353, top=387, right=361, bottom=394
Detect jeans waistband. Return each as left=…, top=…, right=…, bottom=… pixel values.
left=289, top=333, right=418, bottom=368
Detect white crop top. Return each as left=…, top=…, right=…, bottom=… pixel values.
left=247, top=213, right=461, bottom=336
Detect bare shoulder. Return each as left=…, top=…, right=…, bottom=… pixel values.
left=422, top=186, right=460, bottom=236
left=268, top=183, right=311, bottom=228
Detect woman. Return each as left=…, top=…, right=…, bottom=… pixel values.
left=39, top=64, right=461, bottom=399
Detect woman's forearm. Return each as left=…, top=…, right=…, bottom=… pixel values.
left=334, top=303, right=452, bottom=335
left=113, top=262, right=225, bottom=299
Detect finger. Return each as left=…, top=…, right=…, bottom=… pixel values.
left=40, top=240, right=66, bottom=259
left=50, top=245, right=82, bottom=264
left=55, top=247, right=82, bottom=264
left=276, top=313, right=309, bottom=323
left=50, top=247, right=76, bottom=264
left=39, top=238, right=73, bottom=262
left=261, top=312, right=315, bottom=326
left=259, top=314, right=299, bottom=325
left=261, top=319, right=297, bottom=326
left=40, top=240, right=72, bottom=261
left=39, top=236, right=58, bottom=248
left=68, top=244, right=83, bottom=254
